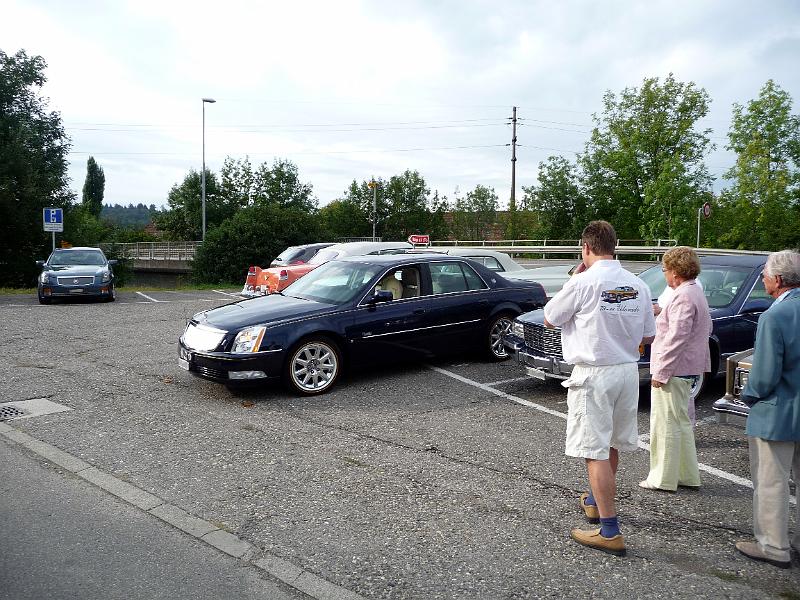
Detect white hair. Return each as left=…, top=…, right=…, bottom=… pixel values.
left=765, top=249, right=800, bottom=286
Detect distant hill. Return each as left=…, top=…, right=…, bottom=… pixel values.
left=101, top=203, right=157, bottom=228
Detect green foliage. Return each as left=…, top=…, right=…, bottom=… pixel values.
left=523, top=156, right=586, bottom=240
left=715, top=80, right=800, bottom=250
left=318, top=198, right=370, bottom=240
left=0, top=49, right=73, bottom=286
left=191, top=204, right=323, bottom=284
left=101, top=203, right=156, bottom=228
left=153, top=168, right=219, bottom=240
left=451, top=184, right=498, bottom=239
left=81, top=156, right=105, bottom=217
left=579, top=74, right=713, bottom=243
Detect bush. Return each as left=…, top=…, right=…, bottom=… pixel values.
left=192, top=205, right=324, bottom=284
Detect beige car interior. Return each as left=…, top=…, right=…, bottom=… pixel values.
left=376, top=268, right=421, bottom=300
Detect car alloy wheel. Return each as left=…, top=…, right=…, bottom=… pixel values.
left=689, top=372, right=706, bottom=405
left=286, top=337, right=341, bottom=395
left=487, top=314, right=513, bottom=361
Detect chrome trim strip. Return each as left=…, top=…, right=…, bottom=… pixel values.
left=361, top=318, right=481, bottom=339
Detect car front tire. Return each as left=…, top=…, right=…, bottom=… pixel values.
left=38, top=294, right=51, bottom=305
left=284, top=336, right=341, bottom=395
left=486, top=313, right=514, bottom=361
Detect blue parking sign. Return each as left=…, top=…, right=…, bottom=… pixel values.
left=43, top=207, right=64, bottom=232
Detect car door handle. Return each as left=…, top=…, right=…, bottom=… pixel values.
left=413, top=309, right=426, bottom=315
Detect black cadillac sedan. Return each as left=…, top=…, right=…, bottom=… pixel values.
left=504, top=253, right=772, bottom=402
left=179, top=254, right=547, bottom=395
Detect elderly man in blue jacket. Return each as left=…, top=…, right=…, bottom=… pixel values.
left=737, top=249, right=800, bottom=569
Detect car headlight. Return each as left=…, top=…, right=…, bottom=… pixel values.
left=231, top=326, right=266, bottom=353
left=39, top=272, right=50, bottom=284
left=512, top=321, right=524, bottom=338
left=102, top=271, right=111, bottom=282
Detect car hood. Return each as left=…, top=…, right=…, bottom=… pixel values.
left=516, top=308, right=546, bottom=325
left=196, top=294, right=338, bottom=331
left=46, top=265, right=107, bottom=276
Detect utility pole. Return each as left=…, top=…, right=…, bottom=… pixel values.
left=367, top=179, right=377, bottom=240
left=510, top=106, right=518, bottom=212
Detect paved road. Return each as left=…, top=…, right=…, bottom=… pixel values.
left=0, top=443, right=305, bottom=600
left=1, top=289, right=798, bottom=599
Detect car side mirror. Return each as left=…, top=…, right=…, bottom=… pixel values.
left=108, top=259, right=118, bottom=266
left=370, top=290, right=394, bottom=304
left=35, top=260, right=45, bottom=267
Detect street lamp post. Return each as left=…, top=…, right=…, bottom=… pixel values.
left=367, top=179, right=377, bottom=240
left=201, top=97, right=216, bottom=241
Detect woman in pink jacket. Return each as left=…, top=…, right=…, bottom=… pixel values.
left=640, top=246, right=712, bottom=491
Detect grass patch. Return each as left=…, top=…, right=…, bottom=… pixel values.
left=0, top=287, right=36, bottom=295
left=780, top=592, right=800, bottom=600
left=0, top=283, right=241, bottom=295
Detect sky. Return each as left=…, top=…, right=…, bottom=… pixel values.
left=3, top=0, right=800, bottom=210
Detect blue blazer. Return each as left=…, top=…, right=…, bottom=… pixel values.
left=743, top=288, right=800, bottom=441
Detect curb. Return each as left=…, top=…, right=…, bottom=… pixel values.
left=0, top=422, right=364, bottom=600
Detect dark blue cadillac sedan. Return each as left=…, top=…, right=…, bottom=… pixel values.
left=179, top=254, right=547, bottom=395
left=36, top=247, right=117, bottom=304
left=504, top=253, right=772, bottom=402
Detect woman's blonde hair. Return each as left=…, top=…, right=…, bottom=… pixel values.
left=662, top=246, right=701, bottom=280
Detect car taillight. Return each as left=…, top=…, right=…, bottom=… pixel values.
left=279, top=269, right=289, bottom=281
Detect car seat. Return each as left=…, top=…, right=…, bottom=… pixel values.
left=377, top=273, right=403, bottom=300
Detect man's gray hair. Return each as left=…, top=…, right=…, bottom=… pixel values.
left=765, top=249, right=800, bottom=286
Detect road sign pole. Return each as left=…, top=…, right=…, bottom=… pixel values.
left=696, top=206, right=702, bottom=248
left=52, top=231, right=55, bottom=252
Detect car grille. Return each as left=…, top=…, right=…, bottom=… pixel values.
left=57, top=276, right=95, bottom=286
left=523, top=322, right=563, bottom=359
left=182, top=322, right=226, bottom=351
left=195, top=365, right=228, bottom=380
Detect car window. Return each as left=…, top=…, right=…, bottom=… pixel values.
left=429, top=262, right=487, bottom=294
left=309, top=249, right=340, bottom=264
left=275, top=247, right=302, bottom=263
left=637, top=265, right=667, bottom=299
left=466, top=256, right=503, bottom=271
left=371, top=267, right=422, bottom=300
left=745, top=272, right=773, bottom=302
left=698, top=266, right=750, bottom=308
left=49, top=250, right=106, bottom=266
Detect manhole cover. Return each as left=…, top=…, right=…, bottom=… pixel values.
left=0, top=405, right=28, bottom=421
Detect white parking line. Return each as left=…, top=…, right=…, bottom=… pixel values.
left=212, top=289, right=241, bottom=298
left=136, top=291, right=165, bottom=303
left=484, top=376, right=534, bottom=387
left=430, top=366, right=780, bottom=495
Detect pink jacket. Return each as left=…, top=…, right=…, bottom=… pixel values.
left=650, top=280, right=712, bottom=383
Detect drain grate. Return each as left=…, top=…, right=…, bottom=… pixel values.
left=0, top=405, right=28, bottom=421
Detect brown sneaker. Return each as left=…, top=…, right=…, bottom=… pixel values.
left=579, top=492, right=600, bottom=524
left=570, top=527, right=626, bottom=557
left=735, top=541, right=790, bottom=569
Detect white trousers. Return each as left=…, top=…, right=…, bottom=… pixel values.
left=748, top=436, right=800, bottom=561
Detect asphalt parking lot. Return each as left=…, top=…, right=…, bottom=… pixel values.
left=1, top=289, right=798, bottom=599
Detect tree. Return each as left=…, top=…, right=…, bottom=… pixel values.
left=579, top=74, right=714, bottom=243
left=716, top=80, right=800, bottom=250
left=0, top=49, right=73, bottom=286
left=81, top=156, right=105, bottom=217
left=192, top=204, right=323, bottom=284
left=523, top=156, right=587, bottom=241
left=153, top=168, right=219, bottom=240
left=318, top=198, right=370, bottom=241
left=382, top=170, right=430, bottom=240
left=252, top=158, right=316, bottom=211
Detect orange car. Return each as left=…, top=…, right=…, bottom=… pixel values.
left=240, top=241, right=412, bottom=297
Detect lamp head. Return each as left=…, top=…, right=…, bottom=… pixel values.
left=202, top=98, right=216, bottom=103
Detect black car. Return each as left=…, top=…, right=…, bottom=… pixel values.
left=36, top=247, right=118, bottom=304
left=179, top=254, right=547, bottom=395
left=504, top=254, right=772, bottom=402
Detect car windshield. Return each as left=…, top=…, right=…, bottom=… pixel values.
left=275, top=247, right=302, bottom=262
left=283, top=260, right=383, bottom=304
left=638, top=263, right=753, bottom=308
left=49, top=250, right=106, bottom=266
left=308, top=248, right=341, bottom=265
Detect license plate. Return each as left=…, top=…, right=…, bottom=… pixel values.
left=69, top=288, right=84, bottom=294
left=178, top=358, right=190, bottom=370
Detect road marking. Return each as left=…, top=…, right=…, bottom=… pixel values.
left=430, top=365, right=793, bottom=498
left=484, top=376, right=533, bottom=386
left=212, top=289, right=240, bottom=298
left=136, top=291, right=165, bottom=303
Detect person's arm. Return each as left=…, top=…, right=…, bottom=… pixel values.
left=543, top=280, right=580, bottom=329
left=741, top=312, right=784, bottom=404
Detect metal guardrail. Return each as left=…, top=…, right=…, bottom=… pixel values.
left=101, top=241, right=202, bottom=261
left=431, top=238, right=678, bottom=248
left=442, top=244, right=770, bottom=257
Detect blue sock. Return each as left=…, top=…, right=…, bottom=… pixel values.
left=599, top=516, right=620, bottom=538
left=585, top=492, right=596, bottom=506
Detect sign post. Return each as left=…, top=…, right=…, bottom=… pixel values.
left=696, top=202, right=711, bottom=248
left=43, top=207, right=64, bottom=252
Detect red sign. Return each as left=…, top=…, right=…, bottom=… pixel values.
left=408, top=234, right=430, bottom=245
